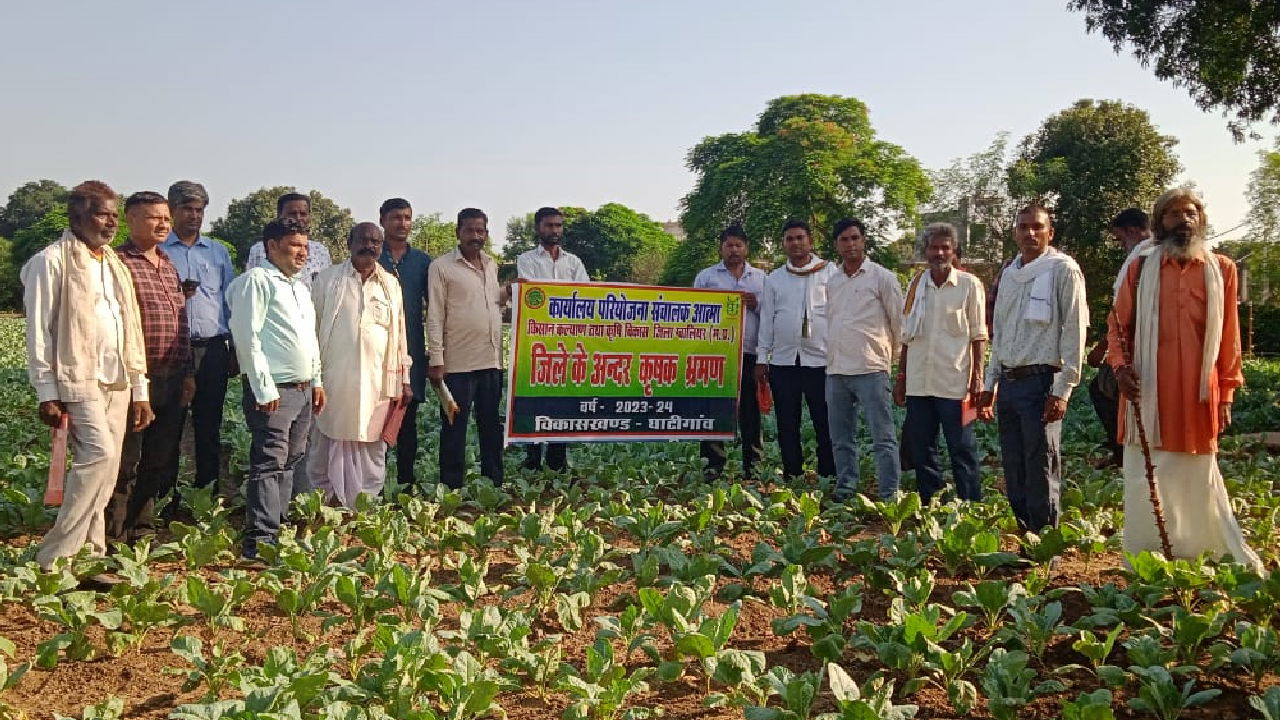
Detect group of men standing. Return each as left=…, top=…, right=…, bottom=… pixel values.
left=23, top=180, right=590, bottom=571
left=708, top=194, right=1261, bottom=571
left=22, top=178, right=1264, bottom=578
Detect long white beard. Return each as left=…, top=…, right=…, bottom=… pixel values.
left=1161, top=231, right=1207, bottom=260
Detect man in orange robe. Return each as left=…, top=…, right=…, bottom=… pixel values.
left=1108, top=187, right=1262, bottom=571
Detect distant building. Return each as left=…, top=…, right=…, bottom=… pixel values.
left=661, top=221, right=686, bottom=243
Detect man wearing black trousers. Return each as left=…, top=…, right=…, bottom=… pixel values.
left=755, top=220, right=838, bottom=480
left=378, top=198, right=432, bottom=486
left=693, top=226, right=766, bottom=480
left=426, top=209, right=506, bottom=489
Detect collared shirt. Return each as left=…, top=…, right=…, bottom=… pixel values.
left=825, top=259, right=905, bottom=375
left=903, top=267, right=987, bottom=399
left=426, top=248, right=504, bottom=373
left=379, top=243, right=432, bottom=376
left=517, top=245, right=589, bottom=282
left=757, top=257, right=841, bottom=367
left=984, top=253, right=1088, bottom=401
left=228, top=263, right=323, bottom=404
left=162, top=232, right=235, bottom=339
left=245, top=240, right=334, bottom=289
left=117, top=242, right=192, bottom=376
left=693, top=261, right=766, bottom=355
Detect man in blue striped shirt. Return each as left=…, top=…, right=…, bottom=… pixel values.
left=228, top=218, right=325, bottom=561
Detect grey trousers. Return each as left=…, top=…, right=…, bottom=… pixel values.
left=826, top=371, right=901, bottom=498
left=241, top=384, right=313, bottom=557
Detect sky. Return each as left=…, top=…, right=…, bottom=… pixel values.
left=0, top=0, right=1271, bottom=246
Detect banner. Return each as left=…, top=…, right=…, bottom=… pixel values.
left=506, top=281, right=744, bottom=442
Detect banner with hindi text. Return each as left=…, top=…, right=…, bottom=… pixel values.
left=505, top=281, right=744, bottom=442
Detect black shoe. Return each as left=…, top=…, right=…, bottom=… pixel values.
left=79, top=573, right=122, bottom=592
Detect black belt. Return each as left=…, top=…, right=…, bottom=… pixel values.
left=275, top=380, right=311, bottom=391
left=1001, top=364, right=1059, bottom=380
left=191, top=334, right=230, bottom=347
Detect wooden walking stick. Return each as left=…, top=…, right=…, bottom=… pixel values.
left=1112, top=304, right=1174, bottom=560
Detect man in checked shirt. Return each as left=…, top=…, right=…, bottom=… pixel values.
left=107, top=191, right=196, bottom=543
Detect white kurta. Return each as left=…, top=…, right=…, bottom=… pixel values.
left=310, top=263, right=410, bottom=506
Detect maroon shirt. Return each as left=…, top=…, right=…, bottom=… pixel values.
left=117, top=242, right=193, bottom=376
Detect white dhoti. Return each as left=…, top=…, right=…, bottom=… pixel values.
left=308, top=431, right=387, bottom=509
left=1122, top=445, right=1263, bottom=572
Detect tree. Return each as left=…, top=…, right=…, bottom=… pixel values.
left=0, top=180, right=67, bottom=239
left=410, top=213, right=457, bottom=258
left=210, top=186, right=354, bottom=267
left=1007, top=99, right=1180, bottom=317
left=562, top=204, right=675, bottom=283
left=1245, top=138, right=1280, bottom=243
left=661, top=94, right=932, bottom=286
left=926, top=132, right=1018, bottom=268
left=1068, top=0, right=1280, bottom=141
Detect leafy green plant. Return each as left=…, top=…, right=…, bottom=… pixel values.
left=824, top=663, right=918, bottom=720
left=1126, top=665, right=1221, bottom=720
left=1060, top=688, right=1117, bottom=720
left=33, top=591, right=122, bottom=667
left=952, top=580, right=1024, bottom=631
left=167, top=635, right=245, bottom=700
left=560, top=638, right=655, bottom=720
left=744, top=665, right=822, bottom=720
left=1251, top=686, right=1280, bottom=720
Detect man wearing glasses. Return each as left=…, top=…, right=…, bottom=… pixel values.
left=377, top=198, right=432, bottom=488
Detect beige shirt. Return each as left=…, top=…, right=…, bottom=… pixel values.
left=426, top=248, right=505, bottom=373
left=824, top=259, right=904, bottom=376
left=903, top=268, right=987, bottom=399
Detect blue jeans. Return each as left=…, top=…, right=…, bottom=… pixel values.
left=826, top=372, right=900, bottom=498
left=904, top=395, right=980, bottom=503
left=995, top=373, right=1061, bottom=533
left=242, top=384, right=314, bottom=557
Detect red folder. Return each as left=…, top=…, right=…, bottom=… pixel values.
left=45, top=414, right=69, bottom=506
left=382, top=401, right=408, bottom=447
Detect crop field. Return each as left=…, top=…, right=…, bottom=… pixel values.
left=0, top=314, right=1278, bottom=720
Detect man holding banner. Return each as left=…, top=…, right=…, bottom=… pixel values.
left=693, top=225, right=766, bottom=480
left=516, top=207, right=589, bottom=473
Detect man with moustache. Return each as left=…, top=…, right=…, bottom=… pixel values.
left=228, top=218, right=325, bottom=560
left=309, top=223, right=412, bottom=508
left=1086, top=208, right=1154, bottom=469
left=22, top=181, right=154, bottom=574
left=427, top=209, right=506, bottom=489
left=107, top=192, right=196, bottom=542
left=895, top=223, right=986, bottom=504
left=756, top=220, right=838, bottom=481
left=1108, top=188, right=1262, bottom=571
left=162, top=181, right=235, bottom=496
left=244, top=192, right=334, bottom=287
left=825, top=218, right=904, bottom=500
left=693, top=225, right=766, bottom=480
left=976, top=204, right=1087, bottom=535
left=377, top=198, right=432, bottom=487
left=516, top=206, right=589, bottom=472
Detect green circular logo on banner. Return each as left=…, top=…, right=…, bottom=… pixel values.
left=525, top=287, right=546, bottom=310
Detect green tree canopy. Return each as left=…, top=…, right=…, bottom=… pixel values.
left=1068, top=0, right=1280, bottom=141
left=410, top=213, right=458, bottom=258
left=661, top=93, right=932, bottom=286
left=210, top=186, right=354, bottom=267
left=1007, top=99, right=1181, bottom=318
left=1245, top=138, right=1280, bottom=243
left=926, top=131, right=1018, bottom=267
left=0, top=180, right=67, bottom=238
left=560, top=203, right=676, bottom=284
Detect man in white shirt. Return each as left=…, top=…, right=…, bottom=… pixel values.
left=22, top=181, right=154, bottom=575
left=756, top=220, right=838, bottom=480
left=824, top=218, right=904, bottom=500
left=693, top=225, right=767, bottom=480
left=310, top=223, right=412, bottom=508
left=894, top=223, right=986, bottom=504
left=976, top=204, right=1087, bottom=534
left=516, top=207, right=588, bottom=472
left=243, top=192, right=334, bottom=288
